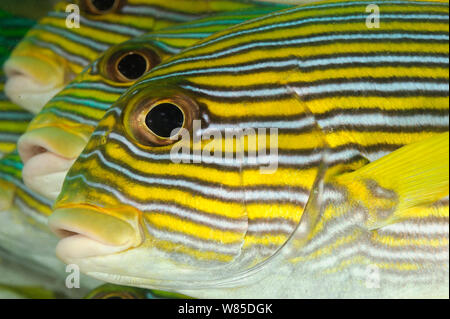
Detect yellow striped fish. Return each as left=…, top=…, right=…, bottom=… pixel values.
left=3, top=0, right=291, bottom=114
left=0, top=10, right=35, bottom=156
left=0, top=7, right=294, bottom=298
left=15, top=6, right=291, bottom=202
left=48, top=0, right=449, bottom=298
left=0, top=77, right=34, bottom=157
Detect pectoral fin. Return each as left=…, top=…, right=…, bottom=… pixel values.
left=337, top=132, right=449, bottom=229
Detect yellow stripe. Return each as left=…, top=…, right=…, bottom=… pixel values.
left=245, top=203, right=304, bottom=221
left=145, top=213, right=244, bottom=243
left=80, top=158, right=246, bottom=219
left=309, top=96, right=449, bottom=114
left=147, top=236, right=234, bottom=262
left=156, top=42, right=449, bottom=76
left=189, top=66, right=449, bottom=87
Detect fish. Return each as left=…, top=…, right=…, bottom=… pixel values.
left=0, top=10, right=35, bottom=157
left=15, top=6, right=293, bottom=201
left=3, top=0, right=292, bottom=114
left=0, top=94, right=34, bottom=158
left=0, top=153, right=103, bottom=297
left=47, top=0, right=448, bottom=298
left=0, top=6, right=294, bottom=298
left=0, top=11, right=95, bottom=298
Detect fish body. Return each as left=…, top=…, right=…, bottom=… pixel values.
left=48, top=0, right=449, bottom=298
left=3, top=0, right=292, bottom=113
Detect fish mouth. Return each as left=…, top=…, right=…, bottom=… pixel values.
left=18, top=127, right=87, bottom=200
left=49, top=206, right=143, bottom=262
left=3, top=55, right=73, bottom=114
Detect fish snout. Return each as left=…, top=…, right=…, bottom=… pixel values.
left=49, top=206, right=143, bottom=262
left=3, top=55, right=73, bottom=114
left=18, top=127, right=87, bottom=200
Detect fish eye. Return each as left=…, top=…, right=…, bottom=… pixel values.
left=146, top=103, right=184, bottom=138
left=118, top=53, right=148, bottom=80
left=130, top=95, right=199, bottom=146
left=106, top=49, right=161, bottom=82
left=83, top=0, right=122, bottom=14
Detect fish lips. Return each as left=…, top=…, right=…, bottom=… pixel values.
left=3, top=56, right=70, bottom=114
left=18, top=127, right=87, bottom=200
left=49, top=206, right=144, bottom=262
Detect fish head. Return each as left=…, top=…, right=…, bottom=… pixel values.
left=48, top=46, right=328, bottom=289
left=49, top=80, right=250, bottom=289
left=17, top=38, right=166, bottom=201
left=3, top=0, right=136, bottom=113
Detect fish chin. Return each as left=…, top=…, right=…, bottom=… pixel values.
left=63, top=246, right=236, bottom=291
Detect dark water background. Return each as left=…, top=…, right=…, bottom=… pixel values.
left=0, top=0, right=59, bottom=19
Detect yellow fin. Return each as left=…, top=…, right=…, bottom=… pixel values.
left=337, top=132, right=449, bottom=229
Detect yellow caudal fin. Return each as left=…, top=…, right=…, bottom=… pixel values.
left=336, top=132, right=449, bottom=229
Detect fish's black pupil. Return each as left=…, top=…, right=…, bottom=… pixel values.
left=145, top=103, right=184, bottom=138
left=118, top=53, right=147, bottom=80
left=91, top=0, right=116, bottom=11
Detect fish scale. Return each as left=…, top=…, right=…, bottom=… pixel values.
left=49, top=0, right=448, bottom=298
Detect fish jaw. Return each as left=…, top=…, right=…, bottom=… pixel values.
left=18, top=126, right=87, bottom=200
left=49, top=206, right=143, bottom=262
left=48, top=205, right=190, bottom=287
left=3, top=54, right=71, bottom=114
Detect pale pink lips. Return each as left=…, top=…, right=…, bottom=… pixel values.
left=4, top=56, right=67, bottom=114
left=18, top=127, right=87, bottom=200
left=21, top=152, right=76, bottom=201
left=49, top=207, right=141, bottom=261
